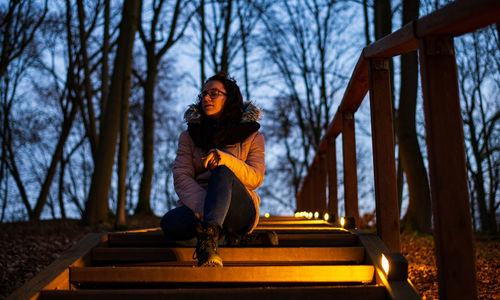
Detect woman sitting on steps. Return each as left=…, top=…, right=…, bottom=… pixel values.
left=160, top=72, right=275, bottom=267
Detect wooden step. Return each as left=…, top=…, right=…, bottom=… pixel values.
left=39, top=285, right=387, bottom=300
left=70, top=265, right=375, bottom=284
left=255, top=225, right=345, bottom=231
left=107, top=231, right=358, bottom=247
left=257, top=219, right=331, bottom=225
left=91, top=246, right=365, bottom=264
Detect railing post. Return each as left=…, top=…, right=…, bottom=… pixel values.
left=301, top=176, right=310, bottom=212
left=306, top=175, right=314, bottom=212
left=296, top=189, right=303, bottom=212
left=342, top=111, right=359, bottom=226
left=327, top=137, right=338, bottom=223
left=419, top=35, right=477, bottom=300
left=310, top=164, right=316, bottom=212
left=368, top=58, right=401, bottom=252
left=317, top=154, right=327, bottom=213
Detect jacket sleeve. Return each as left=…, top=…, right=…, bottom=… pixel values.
left=216, top=132, right=265, bottom=190
left=172, top=131, right=206, bottom=218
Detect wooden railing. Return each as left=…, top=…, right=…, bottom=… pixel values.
left=296, top=0, right=500, bottom=299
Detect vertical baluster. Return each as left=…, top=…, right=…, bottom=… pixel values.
left=296, top=188, right=303, bottom=213
left=419, top=35, right=477, bottom=300
left=327, top=137, right=338, bottom=223
left=368, top=57, right=401, bottom=252
left=304, top=175, right=312, bottom=212
left=342, top=111, right=359, bottom=225
left=317, top=154, right=327, bottom=213
left=310, top=163, right=317, bottom=213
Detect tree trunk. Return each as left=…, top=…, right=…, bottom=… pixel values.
left=4, top=116, right=32, bottom=218
left=136, top=65, right=156, bottom=216
left=200, top=0, right=206, bottom=85
left=398, top=0, right=432, bottom=233
left=363, top=0, right=371, bottom=45
left=84, top=0, right=141, bottom=225
left=116, top=76, right=130, bottom=227
left=58, top=156, right=67, bottom=219
left=220, top=0, right=232, bottom=73
left=374, top=0, right=391, bottom=40
left=136, top=0, right=185, bottom=216
left=32, top=102, right=77, bottom=220
left=101, top=0, right=110, bottom=123
left=76, top=0, right=98, bottom=157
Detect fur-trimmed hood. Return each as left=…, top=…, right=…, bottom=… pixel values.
left=183, top=101, right=262, bottom=124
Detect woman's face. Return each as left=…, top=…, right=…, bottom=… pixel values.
left=201, top=80, right=227, bottom=119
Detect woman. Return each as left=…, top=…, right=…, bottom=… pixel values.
left=161, top=73, right=265, bottom=267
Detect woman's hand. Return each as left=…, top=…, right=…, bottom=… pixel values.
left=201, top=149, right=220, bottom=170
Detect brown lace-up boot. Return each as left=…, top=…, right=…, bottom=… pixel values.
left=195, top=222, right=223, bottom=267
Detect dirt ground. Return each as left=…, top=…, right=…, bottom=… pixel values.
left=0, top=217, right=498, bottom=299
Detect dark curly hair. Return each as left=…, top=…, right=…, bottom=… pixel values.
left=197, top=72, right=244, bottom=127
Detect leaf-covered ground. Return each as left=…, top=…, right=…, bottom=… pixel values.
left=1, top=218, right=498, bottom=299
left=401, top=231, right=500, bottom=299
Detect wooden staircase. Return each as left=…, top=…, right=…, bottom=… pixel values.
left=8, top=216, right=420, bottom=300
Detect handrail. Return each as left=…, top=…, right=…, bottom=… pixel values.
left=314, top=0, right=500, bottom=154
left=297, top=0, right=500, bottom=299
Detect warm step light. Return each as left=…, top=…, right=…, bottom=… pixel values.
left=323, top=213, right=329, bottom=221
left=340, top=216, right=356, bottom=229
left=264, top=213, right=270, bottom=218
left=381, top=254, right=390, bottom=275
left=380, top=253, right=408, bottom=281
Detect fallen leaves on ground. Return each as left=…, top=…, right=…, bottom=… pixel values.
left=401, top=230, right=500, bottom=299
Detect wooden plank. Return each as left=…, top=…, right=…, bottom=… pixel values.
left=107, top=230, right=357, bottom=247
left=7, top=233, right=107, bottom=300
left=355, top=231, right=420, bottom=300
left=327, top=137, right=339, bottom=223
left=368, top=58, right=401, bottom=253
left=298, top=175, right=310, bottom=211
left=40, top=285, right=387, bottom=300
left=317, top=154, right=328, bottom=212
left=91, top=246, right=365, bottom=264
left=70, top=265, right=375, bottom=284
left=415, top=0, right=500, bottom=38
left=256, top=221, right=335, bottom=227
left=310, top=163, right=320, bottom=211
left=341, top=111, right=359, bottom=225
left=258, top=216, right=307, bottom=221
left=257, top=219, right=330, bottom=225
left=254, top=226, right=344, bottom=231
left=277, top=233, right=357, bottom=246
left=418, top=35, right=477, bottom=300
left=318, top=55, right=369, bottom=153
left=364, top=22, right=417, bottom=58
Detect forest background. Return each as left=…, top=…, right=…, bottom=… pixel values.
left=0, top=0, right=498, bottom=235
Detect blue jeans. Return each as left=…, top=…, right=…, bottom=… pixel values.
left=161, top=166, right=255, bottom=240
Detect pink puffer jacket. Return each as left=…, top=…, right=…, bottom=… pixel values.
left=172, top=104, right=265, bottom=232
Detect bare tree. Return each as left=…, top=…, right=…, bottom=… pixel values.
left=85, top=0, right=141, bottom=225
left=397, top=0, right=432, bottom=233
left=0, top=0, right=50, bottom=219
left=0, top=0, right=48, bottom=78
left=259, top=0, right=350, bottom=202
left=134, top=0, right=193, bottom=216
left=194, top=0, right=270, bottom=92
left=457, top=28, right=499, bottom=234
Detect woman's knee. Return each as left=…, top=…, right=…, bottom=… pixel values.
left=211, top=165, right=234, bottom=179
left=160, top=207, right=197, bottom=240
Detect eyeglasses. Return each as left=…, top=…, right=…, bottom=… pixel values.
left=198, top=89, right=227, bottom=100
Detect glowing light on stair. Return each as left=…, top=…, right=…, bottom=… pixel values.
left=381, top=254, right=390, bottom=276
